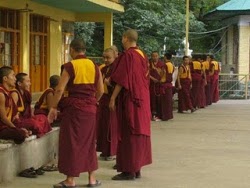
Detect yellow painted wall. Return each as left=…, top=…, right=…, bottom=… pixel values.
left=76, top=12, right=114, bottom=49
left=227, top=27, right=234, bottom=65
left=0, top=0, right=117, bottom=86
left=238, top=25, right=250, bottom=75
left=0, top=0, right=76, bottom=77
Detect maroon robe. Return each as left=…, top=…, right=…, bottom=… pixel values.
left=96, top=63, right=118, bottom=157
left=11, top=89, right=51, bottom=138
left=149, top=60, right=164, bottom=118
left=210, top=61, right=220, bottom=103
left=190, top=61, right=203, bottom=108
left=110, top=47, right=152, bottom=173
left=204, top=61, right=212, bottom=106
left=0, top=85, right=26, bottom=144
left=178, top=65, right=193, bottom=112
left=34, top=88, right=54, bottom=115
left=58, top=55, right=99, bottom=177
left=159, top=61, right=174, bottom=121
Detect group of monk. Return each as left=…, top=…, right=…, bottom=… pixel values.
left=0, top=68, right=59, bottom=145
left=45, top=28, right=152, bottom=188
left=149, top=51, right=220, bottom=120
left=0, top=27, right=220, bottom=187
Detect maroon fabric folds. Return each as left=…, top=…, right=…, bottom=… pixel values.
left=111, top=47, right=151, bottom=136
left=178, top=78, right=193, bottom=112
left=58, top=55, right=99, bottom=177
left=110, top=47, right=152, bottom=173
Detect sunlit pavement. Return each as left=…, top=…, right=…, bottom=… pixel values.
left=2, top=100, right=250, bottom=188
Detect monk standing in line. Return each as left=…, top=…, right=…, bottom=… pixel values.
left=109, top=29, right=152, bottom=180
left=160, top=52, right=175, bottom=121
left=177, top=56, right=195, bottom=113
left=48, top=39, right=104, bottom=187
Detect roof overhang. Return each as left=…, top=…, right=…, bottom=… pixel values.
left=31, top=0, right=124, bottom=13
left=204, top=10, right=250, bottom=21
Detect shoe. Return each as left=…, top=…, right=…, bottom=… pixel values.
left=35, top=167, right=45, bottom=175
left=18, top=168, right=37, bottom=178
left=87, top=180, right=101, bottom=187
left=191, top=108, right=196, bottom=113
left=177, top=110, right=183, bottom=113
left=53, top=182, right=76, bottom=188
left=105, top=156, right=116, bottom=161
left=136, top=171, right=141, bottom=178
left=113, top=164, right=117, bottom=170
left=112, top=172, right=135, bottom=180
left=152, top=116, right=162, bottom=121
left=41, top=164, right=58, bottom=171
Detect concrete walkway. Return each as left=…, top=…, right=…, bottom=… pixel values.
left=2, top=100, right=250, bottom=188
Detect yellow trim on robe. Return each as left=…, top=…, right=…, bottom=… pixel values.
left=212, top=61, right=219, bottom=71
left=166, top=62, right=174, bottom=74
left=179, top=65, right=189, bottom=79
left=134, top=49, right=145, bottom=58
left=71, top=59, right=96, bottom=84
left=192, top=61, right=202, bottom=70
left=101, top=65, right=109, bottom=94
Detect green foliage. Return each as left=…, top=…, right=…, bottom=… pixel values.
left=74, top=0, right=230, bottom=57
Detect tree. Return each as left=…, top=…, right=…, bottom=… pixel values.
left=74, top=0, right=230, bottom=58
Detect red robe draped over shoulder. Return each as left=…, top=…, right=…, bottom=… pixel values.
left=110, top=47, right=152, bottom=173
left=96, top=63, right=118, bottom=157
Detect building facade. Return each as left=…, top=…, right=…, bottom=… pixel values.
left=0, top=0, right=124, bottom=92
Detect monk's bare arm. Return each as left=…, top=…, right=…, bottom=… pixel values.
left=0, top=93, right=15, bottom=128
left=96, top=69, right=104, bottom=101
left=51, top=69, right=70, bottom=108
left=109, top=84, right=122, bottom=111
left=177, top=67, right=183, bottom=89
left=46, top=92, right=54, bottom=110
left=10, top=92, right=18, bottom=105
left=209, top=65, right=215, bottom=76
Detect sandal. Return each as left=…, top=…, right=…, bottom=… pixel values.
left=18, top=168, right=37, bottom=178
left=41, top=164, right=58, bottom=171
left=87, top=180, right=101, bottom=187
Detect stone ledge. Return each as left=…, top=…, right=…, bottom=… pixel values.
left=0, top=127, right=59, bottom=183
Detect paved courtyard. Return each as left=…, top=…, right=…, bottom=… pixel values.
left=2, top=100, right=250, bottom=188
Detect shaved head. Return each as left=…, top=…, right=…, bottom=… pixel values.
left=123, top=29, right=138, bottom=42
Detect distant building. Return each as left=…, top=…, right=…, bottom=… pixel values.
left=0, top=0, right=124, bottom=92
left=204, top=0, right=250, bottom=75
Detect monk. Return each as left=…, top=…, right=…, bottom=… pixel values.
left=149, top=51, right=165, bottom=121
left=0, top=66, right=29, bottom=144
left=10, top=73, right=51, bottom=137
left=189, top=55, right=203, bottom=109
left=177, top=56, right=195, bottom=113
left=96, top=48, right=118, bottom=161
left=209, top=55, right=220, bottom=103
left=109, top=29, right=152, bottom=180
left=48, top=38, right=104, bottom=187
left=160, top=52, right=174, bottom=121
left=34, top=75, right=60, bottom=116
left=203, top=55, right=212, bottom=105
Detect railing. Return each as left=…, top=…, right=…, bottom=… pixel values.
left=219, top=73, right=249, bottom=100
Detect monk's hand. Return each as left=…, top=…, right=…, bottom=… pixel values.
left=178, top=85, right=182, bottom=90
left=109, top=98, right=116, bottom=111
left=48, top=108, right=58, bottom=123
left=104, top=78, right=111, bottom=86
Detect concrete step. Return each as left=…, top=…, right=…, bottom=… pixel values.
left=0, top=127, right=59, bottom=183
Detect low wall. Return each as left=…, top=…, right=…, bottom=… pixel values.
left=0, top=127, right=59, bottom=183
